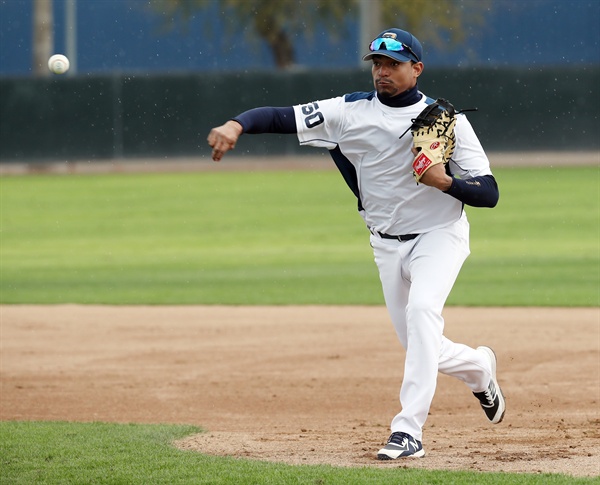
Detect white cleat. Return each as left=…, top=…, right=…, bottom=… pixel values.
left=473, top=346, right=506, bottom=424
left=377, top=432, right=425, bottom=460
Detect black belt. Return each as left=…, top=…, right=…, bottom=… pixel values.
left=376, top=231, right=419, bottom=241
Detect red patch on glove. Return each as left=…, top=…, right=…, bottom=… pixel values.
left=412, top=153, right=432, bottom=176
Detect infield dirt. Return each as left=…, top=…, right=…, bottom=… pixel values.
left=1, top=305, right=598, bottom=477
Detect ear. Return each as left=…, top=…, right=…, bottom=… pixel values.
left=412, top=62, right=424, bottom=78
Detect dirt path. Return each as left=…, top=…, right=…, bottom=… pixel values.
left=1, top=305, right=598, bottom=477
left=1, top=151, right=598, bottom=176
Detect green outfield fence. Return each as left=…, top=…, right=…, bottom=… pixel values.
left=1, top=66, right=598, bottom=162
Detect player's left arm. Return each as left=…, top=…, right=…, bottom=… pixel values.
left=443, top=114, right=499, bottom=208
left=444, top=174, right=499, bottom=208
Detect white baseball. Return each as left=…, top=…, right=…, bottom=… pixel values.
left=48, top=54, right=70, bottom=74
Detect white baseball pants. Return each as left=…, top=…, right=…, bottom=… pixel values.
left=370, top=212, right=493, bottom=441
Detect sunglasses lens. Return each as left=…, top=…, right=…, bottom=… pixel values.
left=370, top=38, right=404, bottom=52
left=369, top=37, right=418, bottom=61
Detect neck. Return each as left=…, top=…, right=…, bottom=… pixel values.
left=377, top=84, right=421, bottom=107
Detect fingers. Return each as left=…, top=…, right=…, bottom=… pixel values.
left=209, top=139, right=234, bottom=161
left=212, top=148, right=225, bottom=162
left=207, top=131, right=231, bottom=161
left=207, top=123, right=241, bottom=162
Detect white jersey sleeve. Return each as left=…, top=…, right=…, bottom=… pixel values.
left=292, top=97, right=345, bottom=150
left=449, top=115, right=493, bottom=179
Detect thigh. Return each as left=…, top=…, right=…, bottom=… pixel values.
left=370, top=234, right=413, bottom=348
left=407, top=214, right=471, bottom=313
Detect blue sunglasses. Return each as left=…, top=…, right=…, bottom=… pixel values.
left=369, top=38, right=420, bottom=61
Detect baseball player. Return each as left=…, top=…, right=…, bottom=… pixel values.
left=207, top=27, right=505, bottom=460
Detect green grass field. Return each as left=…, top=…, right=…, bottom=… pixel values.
left=1, top=166, right=598, bottom=306
left=1, top=166, right=598, bottom=484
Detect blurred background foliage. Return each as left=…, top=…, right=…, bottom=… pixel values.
left=147, top=0, right=491, bottom=68
left=3, top=0, right=596, bottom=76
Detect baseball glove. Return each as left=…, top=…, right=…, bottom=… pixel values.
left=409, top=98, right=457, bottom=183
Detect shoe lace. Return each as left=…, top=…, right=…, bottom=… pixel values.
left=482, top=382, right=496, bottom=405
left=388, top=432, right=409, bottom=446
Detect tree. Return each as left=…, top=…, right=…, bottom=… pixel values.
left=147, top=0, right=492, bottom=69
left=33, top=0, right=54, bottom=77
left=148, top=0, right=353, bottom=69
left=381, top=0, right=492, bottom=50
left=214, top=0, right=354, bottom=68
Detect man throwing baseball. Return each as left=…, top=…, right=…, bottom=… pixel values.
left=207, top=27, right=505, bottom=460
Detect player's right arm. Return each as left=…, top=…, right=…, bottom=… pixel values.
left=207, top=107, right=297, bottom=161
left=208, top=98, right=344, bottom=161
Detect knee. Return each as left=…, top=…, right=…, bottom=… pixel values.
left=406, top=299, right=442, bottom=321
left=405, top=300, right=444, bottom=338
